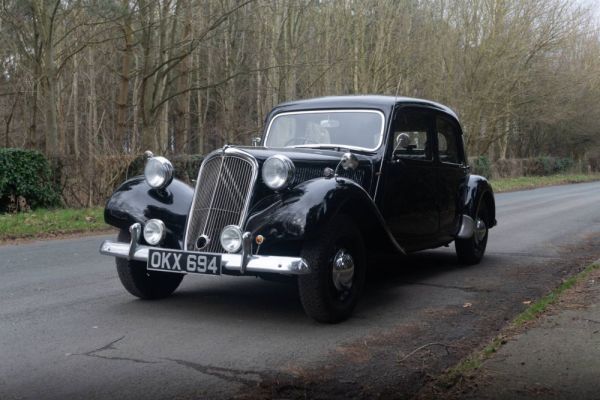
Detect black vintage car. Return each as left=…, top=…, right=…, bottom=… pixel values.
left=100, top=95, right=496, bottom=322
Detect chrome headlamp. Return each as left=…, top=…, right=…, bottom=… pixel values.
left=261, top=155, right=295, bottom=190
left=144, top=156, right=174, bottom=189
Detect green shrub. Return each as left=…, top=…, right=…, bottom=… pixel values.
left=471, top=156, right=492, bottom=178
left=530, top=156, right=575, bottom=176
left=0, top=148, right=60, bottom=212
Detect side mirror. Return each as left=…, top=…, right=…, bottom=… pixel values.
left=340, top=152, right=359, bottom=170
left=252, top=137, right=262, bottom=147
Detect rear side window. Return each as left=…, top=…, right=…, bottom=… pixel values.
left=436, top=116, right=461, bottom=164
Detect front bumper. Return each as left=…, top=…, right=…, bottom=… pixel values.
left=99, top=223, right=311, bottom=275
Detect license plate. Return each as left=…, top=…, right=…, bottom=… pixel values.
left=147, top=249, right=221, bottom=275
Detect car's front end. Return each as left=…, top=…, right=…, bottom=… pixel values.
left=101, top=141, right=381, bottom=272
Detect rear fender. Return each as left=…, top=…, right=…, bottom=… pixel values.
left=463, top=174, right=496, bottom=227
left=104, top=176, right=194, bottom=249
left=245, top=177, right=404, bottom=256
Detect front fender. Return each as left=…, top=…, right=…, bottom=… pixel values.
left=464, top=174, right=496, bottom=227
left=104, top=176, right=194, bottom=249
left=245, top=177, right=404, bottom=256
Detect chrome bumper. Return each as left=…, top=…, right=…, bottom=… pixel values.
left=99, top=224, right=310, bottom=276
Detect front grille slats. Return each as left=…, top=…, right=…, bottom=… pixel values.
left=185, top=150, right=257, bottom=252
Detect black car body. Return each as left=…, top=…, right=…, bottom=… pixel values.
left=100, top=95, right=496, bottom=322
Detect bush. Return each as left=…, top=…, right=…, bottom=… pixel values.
left=471, top=156, right=492, bottom=178
left=0, top=148, right=60, bottom=212
left=529, top=156, right=575, bottom=176
left=587, top=151, right=600, bottom=173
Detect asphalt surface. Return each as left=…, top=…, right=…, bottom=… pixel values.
left=459, top=264, right=600, bottom=400
left=1, top=181, right=600, bottom=400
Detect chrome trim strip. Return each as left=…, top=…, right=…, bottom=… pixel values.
left=99, top=240, right=311, bottom=275
left=264, top=109, right=386, bottom=152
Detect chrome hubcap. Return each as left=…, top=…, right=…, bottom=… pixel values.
left=474, top=218, right=487, bottom=243
left=332, top=249, right=354, bottom=292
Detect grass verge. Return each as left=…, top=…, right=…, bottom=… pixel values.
left=435, top=260, right=600, bottom=390
left=0, top=207, right=110, bottom=241
left=490, top=173, right=600, bottom=193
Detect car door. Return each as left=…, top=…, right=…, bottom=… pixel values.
left=379, top=107, right=439, bottom=244
left=435, top=114, right=468, bottom=238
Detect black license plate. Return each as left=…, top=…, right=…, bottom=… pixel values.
left=147, top=249, right=221, bottom=275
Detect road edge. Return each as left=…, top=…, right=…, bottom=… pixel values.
left=414, top=258, right=600, bottom=399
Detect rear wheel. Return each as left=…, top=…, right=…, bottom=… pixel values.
left=297, top=214, right=366, bottom=323
left=115, top=230, right=183, bottom=299
left=455, top=200, right=489, bottom=265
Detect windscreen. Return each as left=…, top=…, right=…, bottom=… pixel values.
left=264, top=110, right=384, bottom=151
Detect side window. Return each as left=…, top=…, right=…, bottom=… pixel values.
left=392, top=110, right=433, bottom=161
left=436, top=116, right=461, bottom=164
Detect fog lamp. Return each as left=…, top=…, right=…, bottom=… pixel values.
left=220, top=225, right=243, bottom=253
left=143, top=219, right=166, bottom=245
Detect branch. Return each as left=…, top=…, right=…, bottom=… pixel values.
left=397, top=342, right=458, bottom=363
left=142, top=0, right=255, bottom=82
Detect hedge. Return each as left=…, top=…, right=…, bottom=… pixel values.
left=0, top=148, right=60, bottom=212
left=469, top=155, right=579, bottom=179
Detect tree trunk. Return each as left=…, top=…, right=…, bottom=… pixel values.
left=73, top=55, right=79, bottom=159
left=115, top=0, right=132, bottom=153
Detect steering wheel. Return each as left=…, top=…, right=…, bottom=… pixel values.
left=284, top=137, right=318, bottom=146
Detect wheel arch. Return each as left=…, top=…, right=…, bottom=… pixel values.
left=464, top=174, right=497, bottom=228
left=480, top=190, right=496, bottom=227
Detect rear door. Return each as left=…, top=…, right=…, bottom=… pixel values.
left=435, top=114, right=468, bottom=238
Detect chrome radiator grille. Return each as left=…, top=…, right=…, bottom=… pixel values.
left=185, top=149, right=258, bottom=252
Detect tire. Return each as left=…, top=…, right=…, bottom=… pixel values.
left=115, top=230, right=183, bottom=299
left=455, top=200, right=489, bottom=265
left=297, top=214, right=366, bottom=323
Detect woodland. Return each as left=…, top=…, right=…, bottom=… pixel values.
left=0, top=0, right=599, bottom=164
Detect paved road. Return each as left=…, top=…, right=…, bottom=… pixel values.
left=1, top=182, right=600, bottom=400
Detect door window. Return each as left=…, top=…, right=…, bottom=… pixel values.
left=436, top=117, right=461, bottom=164
left=392, top=110, right=433, bottom=161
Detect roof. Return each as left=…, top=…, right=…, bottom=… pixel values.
left=272, top=95, right=459, bottom=120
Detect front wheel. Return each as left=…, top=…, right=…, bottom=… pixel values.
left=115, top=230, right=183, bottom=299
left=297, top=214, right=366, bottom=323
left=455, top=201, right=489, bottom=265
